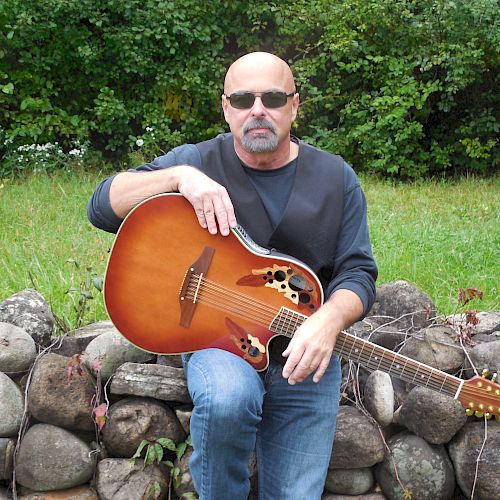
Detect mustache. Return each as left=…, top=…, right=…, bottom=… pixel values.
left=243, top=119, right=277, bottom=135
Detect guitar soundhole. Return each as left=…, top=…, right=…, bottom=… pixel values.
left=299, top=292, right=311, bottom=304
left=289, top=274, right=306, bottom=292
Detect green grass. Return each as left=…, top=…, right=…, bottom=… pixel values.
left=0, top=171, right=498, bottom=331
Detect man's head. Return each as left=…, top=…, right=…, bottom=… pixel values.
left=222, top=52, right=299, bottom=163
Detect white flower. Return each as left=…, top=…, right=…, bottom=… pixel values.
left=136, top=138, right=144, bottom=147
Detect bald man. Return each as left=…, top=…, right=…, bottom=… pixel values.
left=88, top=52, right=377, bottom=499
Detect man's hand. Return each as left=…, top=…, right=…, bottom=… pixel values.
left=176, top=167, right=237, bottom=236
left=281, top=289, right=364, bottom=384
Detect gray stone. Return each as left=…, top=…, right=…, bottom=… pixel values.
left=0, top=487, right=12, bottom=500
left=110, top=362, right=191, bottom=403
left=399, top=325, right=464, bottom=372
left=394, top=386, right=467, bottom=444
left=96, top=458, right=169, bottom=500
left=364, top=370, right=394, bottom=427
left=27, top=353, right=96, bottom=432
left=324, top=467, right=374, bottom=495
left=15, top=423, right=95, bottom=491
left=157, top=353, right=183, bottom=368
left=449, top=420, right=500, bottom=500
left=375, top=431, right=455, bottom=500
left=446, top=311, right=500, bottom=336
left=83, top=329, right=155, bottom=381
left=0, top=289, right=54, bottom=346
left=0, top=322, right=37, bottom=375
left=17, top=485, right=99, bottom=499
left=322, top=495, right=385, bottom=500
left=368, top=281, right=436, bottom=331
left=330, top=406, right=385, bottom=468
left=464, top=339, right=500, bottom=378
left=0, top=371, right=24, bottom=437
left=50, top=320, right=112, bottom=357
left=0, top=438, right=15, bottom=480
left=175, top=405, right=193, bottom=435
left=101, top=397, right=185, bottom=458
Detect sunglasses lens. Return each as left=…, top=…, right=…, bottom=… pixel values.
left=261, top=92, right=287, bottom=108
left=229, top=93, right=255, bottom=109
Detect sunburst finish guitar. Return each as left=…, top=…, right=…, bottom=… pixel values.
left=105, top=194, right=500, bottom=419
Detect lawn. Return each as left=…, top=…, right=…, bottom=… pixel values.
left=0, top=171, right=498, bottom=331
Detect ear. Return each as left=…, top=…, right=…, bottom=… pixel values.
left=291, top=93, right=299, bottom=122
left=221, top=94, right=230, bottom=123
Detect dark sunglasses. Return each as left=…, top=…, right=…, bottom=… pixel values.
left=224, top=91, right=295, bottom=109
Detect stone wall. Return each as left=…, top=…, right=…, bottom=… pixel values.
left=0, top=285, right=499, bottom=500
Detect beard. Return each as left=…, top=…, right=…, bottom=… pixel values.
left=241, top=119, right=278, bottom=153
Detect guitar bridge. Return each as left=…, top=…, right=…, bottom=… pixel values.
left=179, top=246, right=215, bottom=328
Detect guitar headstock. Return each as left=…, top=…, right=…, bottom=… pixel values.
left=459, top=372, right=500, bottom=420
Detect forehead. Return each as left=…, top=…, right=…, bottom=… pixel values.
left=224, top=58, right=292, bottom=93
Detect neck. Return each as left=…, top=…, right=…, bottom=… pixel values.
left=235, top=137, right=299, bottom=170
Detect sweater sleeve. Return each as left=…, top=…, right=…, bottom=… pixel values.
left=86, top=144, right=201, bottom=233
left=325, top=163, right=378, bottom=316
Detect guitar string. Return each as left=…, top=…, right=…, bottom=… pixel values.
left=183, top=284, right=467, bottom=395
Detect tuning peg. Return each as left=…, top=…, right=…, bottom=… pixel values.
left=481, top=368, right=490, bottom=378
left=474, top=410, right=484, bottom=418
left=485, top=413, right=493, bottom=420
left=492, top=372, right=498, bottom=382
left=466, top=408, right=474, bottom=416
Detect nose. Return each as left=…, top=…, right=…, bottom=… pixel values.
left=250, top=96, right=266, bottom=116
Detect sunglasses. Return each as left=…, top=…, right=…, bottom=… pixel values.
left=224, top=91, right=295, bottom=109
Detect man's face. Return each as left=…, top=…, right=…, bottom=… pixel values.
left=222, top=61, right=299, bottom=157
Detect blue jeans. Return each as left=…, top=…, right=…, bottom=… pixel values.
left=182, top=348, right=342, bottom=500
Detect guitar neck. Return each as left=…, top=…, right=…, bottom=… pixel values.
left=271, top=307, right=463, bottom=398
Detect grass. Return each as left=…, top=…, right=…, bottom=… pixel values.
left=0, top=171, right=498, bottom=331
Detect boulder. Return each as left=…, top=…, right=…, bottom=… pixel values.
left=394, top=386, right=467, bottom=444
left=101, top=397, right=185, bottom=458
left=83, top=329, right=155, bottom=381
left=27, top=353, right=96, bottom=432
left=324, top=467, right=374, bottom=495
left=330, top=406, right=385, bottom=468
left=0, top=438, right=15, bottom=480
left=368, top=281, right=436, bottom=331
left=375, top=431, right=455, bottom=500
left=0, top=289, right=54, bottom=346
left=0, top=371, right=24, bottom=437
left=0, top=322, right=37, bottom=375
left=15, top=424, right=95, bottom=491
left=363, top=370, right=394, bottom=427
left=50, top=321, right=112, bottom=357
left=463, top=339, right=500, bottom=378
left=399, top=326, right=464, bottom=372
left=446, top=311, right=500, bottom=336
left=110, top=362, right=191, bottom=404
left=96, top=458, right=169, bottom=500
left=449, top=420, right=500, bottom=500
left=18, top=485, right=98, bottom=499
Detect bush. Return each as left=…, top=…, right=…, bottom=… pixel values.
left=0, top=0, right=498, bottom=177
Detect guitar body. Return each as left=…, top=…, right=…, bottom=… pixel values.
left=104, top=193, right=323, bottom=371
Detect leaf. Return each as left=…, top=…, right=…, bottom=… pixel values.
left=1, top=83, right=14, bottom=94
left=131, top=439, right=151, bottom=463
left=153, top=443, right=164, bottom=463
left=157, top=437, right=176, bottom=451
left=93, top=403, right=108, bottom=430
left=458, top=287, right=484, bottom=306
left=176, top=441, right=187, bottom=461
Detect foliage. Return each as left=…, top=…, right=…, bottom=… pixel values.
left=0, top=0, right=498, bottom=177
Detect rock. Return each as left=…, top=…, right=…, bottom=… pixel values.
left=102, top=397, right=185, bottom=458
left=50, top=321, right=112, bottom=357
left=110, top=362, right=191, bottom=403
left=324, top=467, right=374, bottom=495
left=0, top=289, right=54, bottom=346
left=27, top=353, right=95, bottom=432
left=449, top=420, right=500, bottom=500
left=370, top=326, right=407, bottom=351
left=399, top=326, right=464, bottom=372
left=375, top=431, right=455, bottom=500
left=83, top=329, right=155, bottom=381
left=0, top=322, right=37, bottom=375
left=96, top=458, right=169, bottom=500
left=394, top=386, right=467, bottom=444
left=157, top=354, right=183, bottom=368
left=446, top=311, right=500, bottom=336
left=15, top=424, right=95, bottom=491
left=463, top=339, right=500, bottom=378
left=174, top=447, right=197, bottom=499
left=18, top=485, right=98, bottom=499
left=0, top=371, right=24, bottom=437
left=364, top=370, right=394, bottom=427
left=175, top=405, right=192, bottom=435
left=0, top=438, right=15, bottom=480
left=0, top=487, right=12, bottom=500
left=341, top=364, right=370, bottom=403
left=330, top=406, right=385, bottom=468
left=322, top=494, right=385, bottom=500
left=368, top=281, right=436, bottom=331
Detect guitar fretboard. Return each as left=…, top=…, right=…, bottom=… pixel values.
left=270, top=307, right=462, bottom=398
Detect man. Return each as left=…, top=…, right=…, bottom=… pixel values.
left=88, top=52, right=377, bottom=499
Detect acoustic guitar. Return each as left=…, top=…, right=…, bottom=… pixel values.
left=104, top=193, right=499, bottom=419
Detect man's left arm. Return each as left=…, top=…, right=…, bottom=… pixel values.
left=282, top=164, right=377, bottom=384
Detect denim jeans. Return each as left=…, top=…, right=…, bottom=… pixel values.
left=182, top=348, right=342, bottom=500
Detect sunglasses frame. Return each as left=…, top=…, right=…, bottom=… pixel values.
left=224, top=91, right=295, bottom=109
